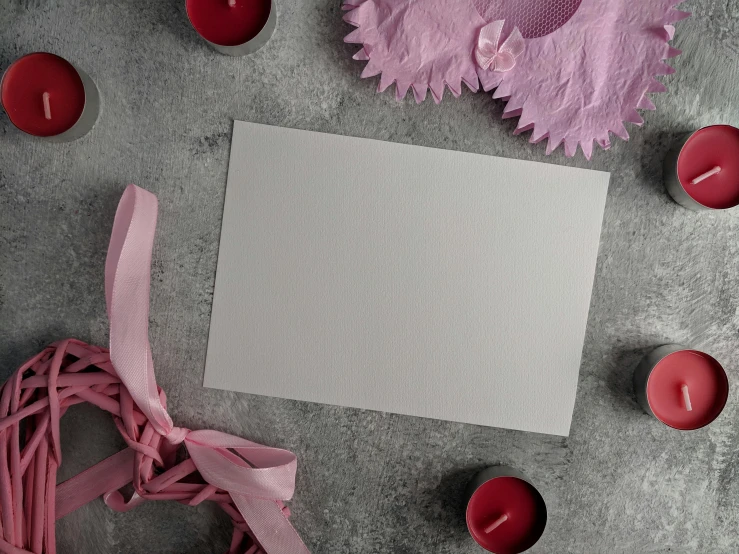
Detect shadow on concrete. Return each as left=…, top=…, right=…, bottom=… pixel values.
left=418, top=465, right=489, bottom=540
left=604, top=344, right=656, bottom=415
left=636, top=127, right=692, bottom=197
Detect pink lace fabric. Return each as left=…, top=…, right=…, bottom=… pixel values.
left=343, top=0, right=688, bottom=158
left=0, top=186, right=309, bottom=554
left=472, top=0, right=583, bottom=39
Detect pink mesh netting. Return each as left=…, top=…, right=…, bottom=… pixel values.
left=472, top=0, right=583, bottom=38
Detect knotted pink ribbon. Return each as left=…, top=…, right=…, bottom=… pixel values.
left=55, top=184, right=310, bottom=554
left=474, top=20, right=525, bottom=72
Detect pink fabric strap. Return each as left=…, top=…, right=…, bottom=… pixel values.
left=55, top=449, right=136, bottom=520
left=105, top=186, right=173, bottom=437
left=103, top=185, right=309, bottom=553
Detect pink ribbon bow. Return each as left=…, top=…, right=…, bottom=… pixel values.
left=57, top=185, right=310, bottom=554
left=475, top=20, right=525, bottom=72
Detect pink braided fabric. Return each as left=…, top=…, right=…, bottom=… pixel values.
left=0, top=185, right=310, bottom=554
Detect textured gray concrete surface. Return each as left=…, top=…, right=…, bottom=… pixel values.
left=2, top=0, right=739, bottom=552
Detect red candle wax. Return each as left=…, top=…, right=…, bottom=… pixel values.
left=1, top=53, right=86, bottom=137
left=466, top=476, right=547, bottom=554
left=186, top=0, right=272, bottom=46
left=676, top=125, right=739, bottom=209
left=646, top=350, right=728, bottom=430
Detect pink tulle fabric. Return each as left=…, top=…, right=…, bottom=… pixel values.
left=343, top=0, right=688, bottom=158
left=0, top=185, right=309, bottom=554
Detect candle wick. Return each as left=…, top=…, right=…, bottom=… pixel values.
left=681, top=384, right=692, bottom=412
left=42, top=92, right=52, bottom=121
left=690, top=166, right=721, bottom=185
left=484, top=514, right=509, bottom=534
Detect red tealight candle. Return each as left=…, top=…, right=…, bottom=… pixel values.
left=186, top=0, right=276, bottom=56
left=634, top=345, right=729, bottom=430
left=664, top=125, right=739, bottom=210
left=465, top=466, right=547, bottom=554
left=1, top=53, right=100, bottom=141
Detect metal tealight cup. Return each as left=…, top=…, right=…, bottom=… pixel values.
left=663, top=125, right=739, bottom=211
left=465, top=465, right=547, bottom=553
left=633, top=344, right=729, bottom=430
left=1, top=55, right=100, bottom=142
left=186, top=0, right=277, bottom=57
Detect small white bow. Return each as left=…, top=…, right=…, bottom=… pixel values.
left=475, top=20, right=525, bottom=72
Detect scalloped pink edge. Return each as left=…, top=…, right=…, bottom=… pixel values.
left=343, top=0, right=688, bottom=158
left=342, top=0, right=481, bottom=104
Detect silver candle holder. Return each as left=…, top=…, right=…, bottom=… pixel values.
left=663, top=125, right=739, bottom=211
left=465, top=466, right=547, bottom=554
left=1, top=53, right=100, bottom=142
left=186, top=0, right=277, bottom=57
left=633, top=344, right=728, bottom=430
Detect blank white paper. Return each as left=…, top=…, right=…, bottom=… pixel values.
left=204, top=121, right=609, bottom=436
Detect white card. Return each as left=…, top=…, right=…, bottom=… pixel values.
left=204, top=121, right=609, bottom=436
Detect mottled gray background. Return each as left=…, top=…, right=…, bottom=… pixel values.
left=1, top=0, right=738, bottom=552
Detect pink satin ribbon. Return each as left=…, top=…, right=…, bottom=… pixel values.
left=475, top=20, right=525, bottom=73
left=57, top=185, right=310, bottom=554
